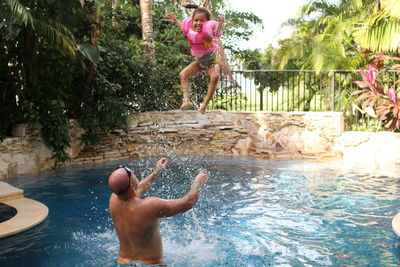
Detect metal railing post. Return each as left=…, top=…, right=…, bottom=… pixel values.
left=330, top=71, right=335, bottom=111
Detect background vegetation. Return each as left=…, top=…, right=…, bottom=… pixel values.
left=238, top=0, right=400, bottom=132
left=1, top=0, right=399, bottom=163
left=0, top=0, right=261, bottom=163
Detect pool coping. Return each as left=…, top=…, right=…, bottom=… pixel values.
left=392, top=212, right=400, bottom=238
left=0, top=182, right=48, bottom=238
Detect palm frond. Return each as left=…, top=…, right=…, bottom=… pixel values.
left=35, top=16, right=77, bottom=58
left=381, top=0, right=400, bottom=19
left=5, top=0, right=34, bottom=27
left=298, top=0, right=340, bottom=19
left=354, top=12, right=400, bottom=52
left=3, top=0, right=77, bottom=58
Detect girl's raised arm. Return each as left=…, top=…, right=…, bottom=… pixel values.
left=165, top=13, right=182, bottom=29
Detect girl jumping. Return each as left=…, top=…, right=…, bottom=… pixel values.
left=166, top=8, right=224, bottom=114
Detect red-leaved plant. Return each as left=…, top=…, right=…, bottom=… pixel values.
left=352, top=53, right=400, bottom=131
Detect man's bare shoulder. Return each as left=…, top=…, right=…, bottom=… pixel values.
left=142, top=196, right=168, bottom=207
left=109, top=194, right=118, bottom=208
left=141, top=197, right=165, bottom=214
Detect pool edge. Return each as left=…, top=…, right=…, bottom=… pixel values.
left=0, top=197, right=48, bottom=238
left=392, top=212, right=400, bottom=238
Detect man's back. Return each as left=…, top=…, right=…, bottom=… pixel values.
left=109, top=195, right=163, bottom=261
left=108, top=158, right=208, bottom=264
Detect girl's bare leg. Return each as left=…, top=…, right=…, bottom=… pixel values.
left=198, top=64, right=220, bottom=114
left=179, top=62, right=202, bottom=110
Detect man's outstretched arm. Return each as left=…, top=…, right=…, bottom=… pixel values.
left=155, top=173, right=209, bottom=218
left=137, top=158, right=168, bottom=196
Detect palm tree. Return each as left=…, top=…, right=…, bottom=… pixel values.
left=275, top=0, right=399, bottom=72
left=276, top=0, right=365, bottom=72
left=79, top=0, right=103, bottom=87
left=111, top=0, right=119, bottom=26
left=140, top=0, right=155, bottom=61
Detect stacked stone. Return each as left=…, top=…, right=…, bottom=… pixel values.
left=70, top=132, right=131, bottom=166
left=1, top=110, right=349, bottom=179
left=0, top=121, right=83, bottom=178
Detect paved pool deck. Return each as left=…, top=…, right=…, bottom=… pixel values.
left=0, top=182, right=48, bottom=238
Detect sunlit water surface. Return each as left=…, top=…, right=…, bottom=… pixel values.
left=1, top=156, right=400, bottom=266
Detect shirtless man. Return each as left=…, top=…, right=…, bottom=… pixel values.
left=108, top=158, right=209, bottom=265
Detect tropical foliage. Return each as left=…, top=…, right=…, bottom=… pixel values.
left=353, top=53, right=400, bottom=130
left=354, top=0, right=400, bottom=53
left=241, top=0, right=399, bottom=72
left=233, top=0, right=400, bottom=130
left=4, top=0, right=399, bottom=163
left=0, top=0, right=262, bottom=163
left=273, top=0, right=367, bottom=72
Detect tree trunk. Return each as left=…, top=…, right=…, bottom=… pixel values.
left=112, top=0, right=119, bottom=8
left=84, top=3, right=101, bottom=89
left=112, top=0, right=119, bottom=27
left=140, top=0, right=155, bottom=61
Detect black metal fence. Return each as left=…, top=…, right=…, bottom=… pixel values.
left=210, top=70, right=399, bottom=131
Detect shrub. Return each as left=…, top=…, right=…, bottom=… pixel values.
left=352, top=53, right=400, bottom=131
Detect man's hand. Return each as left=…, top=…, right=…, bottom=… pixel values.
left=194, top=173, right=209, bottom=186
left=154, top=158, right=168, bottom=175
left=137, top=158, right=168, bottom=196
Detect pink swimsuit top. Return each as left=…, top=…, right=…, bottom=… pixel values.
left=181, top=17, right=222, bottom=58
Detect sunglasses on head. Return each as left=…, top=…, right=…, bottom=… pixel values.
left=113, top=165, right=132, bottom=195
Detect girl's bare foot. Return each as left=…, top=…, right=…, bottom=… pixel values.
left=198, top=104, right=207, bottom=114
left=180, top=101, right=193, bottom=110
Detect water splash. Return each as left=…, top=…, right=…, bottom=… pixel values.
left=72, top=230, right=118, bottom=267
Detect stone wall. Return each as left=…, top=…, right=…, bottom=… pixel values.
left=0, top=120, right=84, bottom=179
left=69, top=111, right=343, bottom=165
left=1, top=110, right=399, bottom=179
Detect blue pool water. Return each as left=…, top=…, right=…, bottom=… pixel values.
left=1, top=156, right=400, bottom=266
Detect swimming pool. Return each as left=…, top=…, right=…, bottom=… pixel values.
left=0, top=156, right=399, bottom=266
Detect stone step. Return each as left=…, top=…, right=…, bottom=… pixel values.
left=0, top=182, right=24, bottom=201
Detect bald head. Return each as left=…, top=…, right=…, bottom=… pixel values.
left=109, top=169, right=130, bottom=195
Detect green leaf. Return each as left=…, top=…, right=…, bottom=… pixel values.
left=77, top=44, right=101, bottom=64
left=94, top=0, right=105, bottom=7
